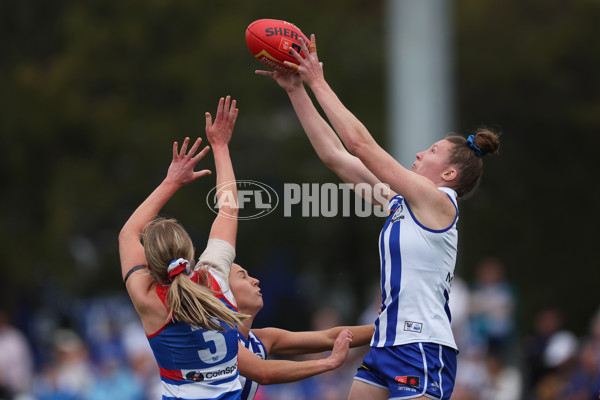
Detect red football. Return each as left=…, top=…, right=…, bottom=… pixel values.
left=246, top=19, right=309, bottom=73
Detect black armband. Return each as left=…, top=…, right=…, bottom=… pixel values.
left=123, top=265, right=147, bottom=284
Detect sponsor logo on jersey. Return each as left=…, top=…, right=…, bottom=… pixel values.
left=186, top=371, right=205, bottom=382
left=184, top=363, right=238, bottom=382
left=430, top=380, right=440, bottom=392
left=185, top=363, right=237, bottom=382
left=404, top=321, right=423, bottom=333
left=391, top=203, right=404, bottom=222
left=204, top=364, right=238, bottom=379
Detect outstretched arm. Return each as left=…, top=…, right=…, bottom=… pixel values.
left=194, top=97, right=241, bottom=293
left=289, top=35, right=441, bottom=209
left=238, top=329, right=353, bottom=385
left=253, top=324, right=374, bottom=356
left=118, top=138, right=211, bottom=296
left=256, top=66, right=389, bottom=206
left=204, top=96, right=239, bottom=247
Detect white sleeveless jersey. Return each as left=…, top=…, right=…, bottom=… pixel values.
left=372, top=187, right=459, bottom=350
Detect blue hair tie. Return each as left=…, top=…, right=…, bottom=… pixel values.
left=466, top=135, right=483, bottom=158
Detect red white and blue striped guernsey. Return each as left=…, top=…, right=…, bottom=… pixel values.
left=148, top=270, right=241, bottom=400
left=147, top=238, right=242, bottom=400
left=372, top=188, right=459, bottom=350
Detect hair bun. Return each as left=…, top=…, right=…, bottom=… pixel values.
left=473, top=128, right=501, bottom=157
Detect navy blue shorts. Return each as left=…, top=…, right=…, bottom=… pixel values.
left=354, top=343, right=457, bottom=400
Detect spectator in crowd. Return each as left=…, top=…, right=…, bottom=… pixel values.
left=560, top=339, right=600, bottom=400
left=470, top=257, right=517, bottom=354
left=33, top=329, right=94, bottom=400
left=84, top=355, right=145, bottom=400
left=0, top=309, right=34, bottom=398
left=523, top=307, right=567, bottom=391
left=479, top=350, right=523, bottom=400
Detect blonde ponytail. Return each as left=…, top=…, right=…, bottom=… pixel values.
left=167, top=270, right=248, bottom=331
left=143, top=218, right=249, bottom=331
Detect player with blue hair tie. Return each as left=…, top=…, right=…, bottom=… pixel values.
left=257, top=34, right=500, bottom=400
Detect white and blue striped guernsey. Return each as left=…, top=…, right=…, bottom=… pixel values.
left=372, top=187, right=459, bottom=350
left=237, top=331, right=267, bottom=400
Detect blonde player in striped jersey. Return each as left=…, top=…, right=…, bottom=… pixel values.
left=257, top=36, right=500, bottom=400
left=119, top=97, right=247, bottom=400
left=120, top=96, right=358, bottom=400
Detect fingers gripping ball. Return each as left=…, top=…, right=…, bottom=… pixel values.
left=245, top=19, right=309, bottom=73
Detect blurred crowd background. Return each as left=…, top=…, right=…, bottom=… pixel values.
left=2, top=256, right=600, bottom=399
left=2, top=0, right=600, bottom=399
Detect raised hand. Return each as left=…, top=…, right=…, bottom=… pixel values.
left=286, top=34, right=324, bottom=87
left=166, top=137, right=211, bottom=187
left=204, top=96, right=239, bottom=146
left=205, top=96, right=238, bottom=147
